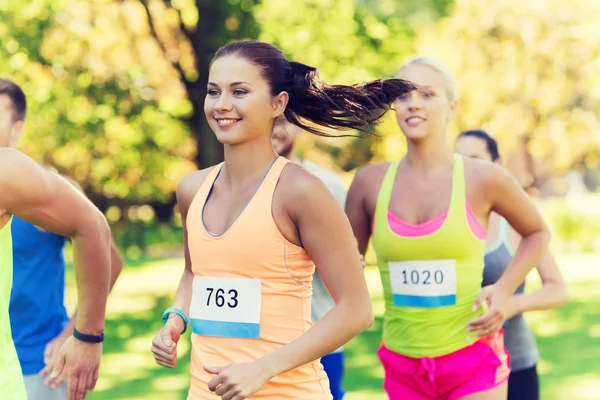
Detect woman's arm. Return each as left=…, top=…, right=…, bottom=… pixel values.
left=468, top=162, right=551, bottom=336
left=506, top=227, right=567, bottom=317
left=151, top=170, right=210, bottom=368
left=487, top=165, right=551, bottom=296
left=345, top=165, right=380, bottom=255
left=164, top=171, right=208, bottom=332
left=205, top=167, right=373, bottom=398
left=258, top=171, right=374, bottom=375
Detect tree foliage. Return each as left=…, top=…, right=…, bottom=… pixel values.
left=0, top=0, right=198, bottom=202
left=1, top=0, right=457, bottom=204
left=417, top=0, right=600, bottom=175
left=256, top=0, right=452, bottom=171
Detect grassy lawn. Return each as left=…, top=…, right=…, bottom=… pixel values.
left=66, top=253, right=600, bottom=400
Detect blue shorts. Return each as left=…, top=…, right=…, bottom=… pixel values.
left=321, top=352, right=346, bottom=400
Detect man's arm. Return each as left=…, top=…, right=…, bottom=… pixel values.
left=0, top=148, right=110, bottom=399
left=45, top=240, right=122, bottom=350
left=36, top=171, right=124, bottom=383
left=0, top=149, right=111, bottom=334
left=61, top=173, right=123, bottom=294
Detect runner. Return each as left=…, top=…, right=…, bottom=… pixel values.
left=272, top=115, right=348, bottom=400
left=345, top=57, right=551, bottom=400
left=150, top=39, right=415, bottom=399
left=9, top=212, right=122, bottom=400
left=4, top=79, right=124, bottom=400
left=455, top=129, right=568, bottom=400
left=0, top=79, right=112, bottom=400
left=9, top=185, right=123, bottom=400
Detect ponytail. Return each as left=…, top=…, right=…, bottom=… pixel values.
left=284, top=61, right=415, bottom=136
left=213, top=40, right=417, bottom=136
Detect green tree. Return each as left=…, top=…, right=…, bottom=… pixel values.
left=0, top=0, right=196, bottom=205
left=255, top=0, right=453, bottom=171
left=416, top=0, right=600, bottom=180
left=0, top=0, right=455, bottom=207
left=140, top=0, right=259, bottom=169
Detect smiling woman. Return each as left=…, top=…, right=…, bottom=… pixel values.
left=345, top=56, right=551, bottom=400
left=150, top=40, right=416, bottom=400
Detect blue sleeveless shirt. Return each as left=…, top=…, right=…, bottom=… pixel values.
left=9, top=216, right=68, bottom=375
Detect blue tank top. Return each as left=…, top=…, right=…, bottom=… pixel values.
left=9, top=216, right=69, bottom=375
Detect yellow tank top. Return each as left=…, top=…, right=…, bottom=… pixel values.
left=373, top=155, right=487, bottom=358
left=1, top=217, right=27, bottom=400
left=186, top=157, right=331, bottom=399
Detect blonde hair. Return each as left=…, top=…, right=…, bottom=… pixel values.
left=397, top=57, right=458, bottom=101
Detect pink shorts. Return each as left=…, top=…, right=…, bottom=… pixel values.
left=377, top=330, right=511, bottom=400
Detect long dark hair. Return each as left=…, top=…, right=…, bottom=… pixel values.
left=211, top=40, right=416, bottom=136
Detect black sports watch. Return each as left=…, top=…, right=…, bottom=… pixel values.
left=73, top=328, right=104, bottom=343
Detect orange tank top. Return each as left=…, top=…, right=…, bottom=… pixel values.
left=186, top=157, right=331, bottom=399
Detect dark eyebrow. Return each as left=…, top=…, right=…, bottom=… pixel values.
left=207, top=81, right=252, bottom=86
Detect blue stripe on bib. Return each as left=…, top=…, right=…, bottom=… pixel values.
left=392, top=294, right=456, bottom=308
left=191, top=318, right=260, bottom=339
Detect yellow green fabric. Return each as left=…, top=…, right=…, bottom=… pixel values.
left=372, top=154, right=487, bottom=358
left=1, top=217, right=27, bottom=400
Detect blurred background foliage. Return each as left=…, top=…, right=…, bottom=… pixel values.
left=2, top=0, right=599, bottom=254
left=4, top=2, right=600, bottom=399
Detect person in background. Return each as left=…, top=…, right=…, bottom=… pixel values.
left=0, top=78, right=113, bottom=400
left=455, top=129, right=568, bottom=400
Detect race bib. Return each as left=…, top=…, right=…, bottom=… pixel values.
left=388, top=260, right=457, bottom=308
left=190, top=277, right=261, bottom=339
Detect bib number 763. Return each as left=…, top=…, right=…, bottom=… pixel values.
left=190, top=276, right=262, bottom=339
left=206, top=287, right=239, bottom=308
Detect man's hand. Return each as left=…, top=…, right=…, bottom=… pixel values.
left=47, top=337, right=102, bottom=400
left=40, top=332, right=71, bottom=382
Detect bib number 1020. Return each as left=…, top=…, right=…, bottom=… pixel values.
left=401, top=269, right=444, bottom=285
left=206, top=287, right=238, bottom=308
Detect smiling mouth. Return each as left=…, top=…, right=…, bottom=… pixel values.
left=215, top=118, right=241, bottom=127
left=405, top=116, right=425, bottom=126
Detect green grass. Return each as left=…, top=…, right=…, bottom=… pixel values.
left=66, top=254, right=600, bottom=400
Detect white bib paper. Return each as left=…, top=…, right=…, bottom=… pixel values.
left=388, top=260, right=457, bottom=308
left=190, top=276, right=262, bottom=339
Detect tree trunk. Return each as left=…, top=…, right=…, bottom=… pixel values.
left=182, top=0, right=259, bottom=169
left=186, top=2, right=224, bottom=169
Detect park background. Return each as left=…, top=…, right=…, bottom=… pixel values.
left=2, top=0, right=600, bottom=398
